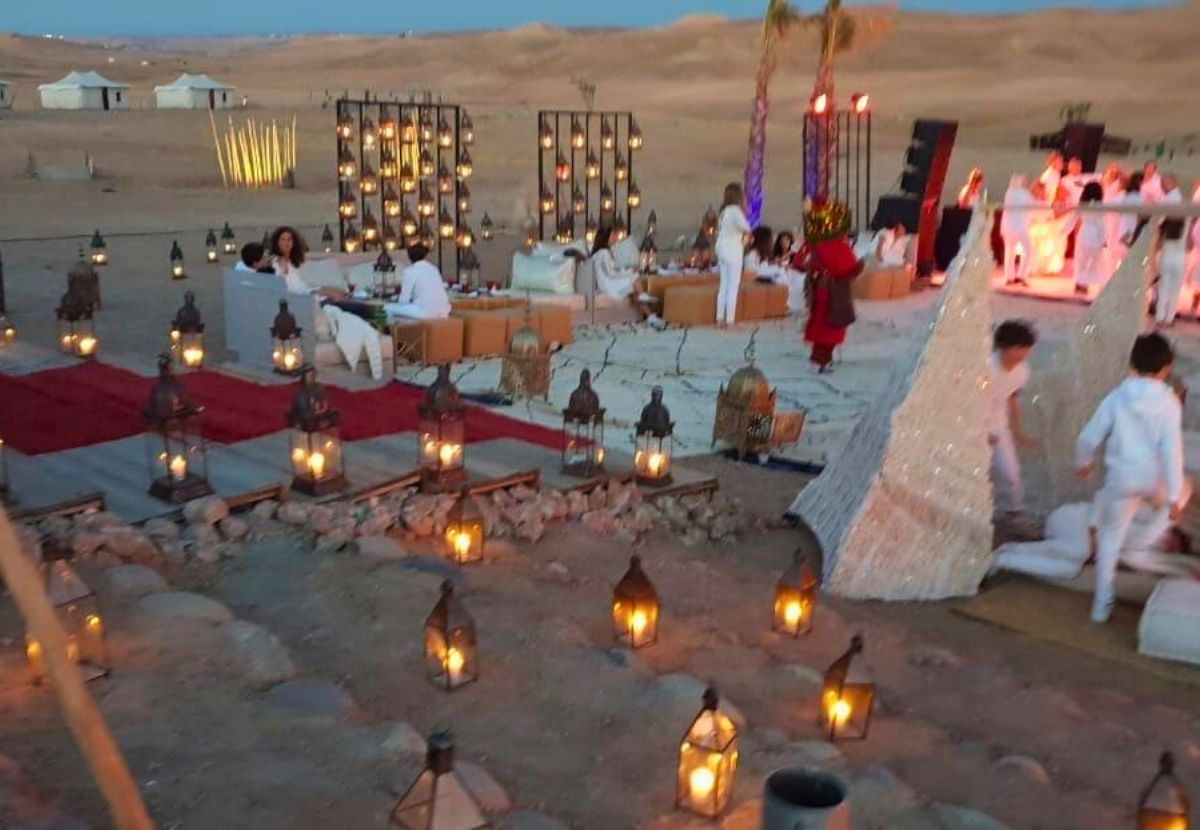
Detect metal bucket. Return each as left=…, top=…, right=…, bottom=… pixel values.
left=761, top=768, right=851, bottom=830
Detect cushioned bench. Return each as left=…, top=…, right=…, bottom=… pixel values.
left=854, top=266, right=912, bottom=300
left=390, top=317, right=465, bottom=365
left=646, top=273, right=719, bottom=303
left=1138, top=579, right=1200, bottom=666
left=662, top=280, right=790, bottom=327
left=449, top=304, right=575, bottom=357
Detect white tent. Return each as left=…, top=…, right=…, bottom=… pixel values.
left=39, top=70, right=129, bottom=111
left=154, top=73, right=235, bottom=110
left=0, top=80, right=11, bottom=110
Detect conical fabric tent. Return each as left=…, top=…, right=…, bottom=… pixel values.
left=154, top=73, right=236, bottom=110
left=39, top=71, right=129, bottom=110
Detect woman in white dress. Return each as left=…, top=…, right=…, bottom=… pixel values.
left=715, top=182, right=752, bottom=326
left=590, top=226, right=639, bottom=300
left=1073, top=182, right=1108, bottom=297
left=269, top=226, right=311, bottom=294
left=743, top=227, right=782, bottom=279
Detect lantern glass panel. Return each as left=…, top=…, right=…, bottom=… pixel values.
left=445, top=516, right=484, bottom=567
left=820, top=636, right=874, bottom=741
left=773, top=558, right=816, bottom=637
left=390, top=744, right=488, bottom=829
left=419, top=419, right=465, bottom=474
left=635, top=432, right=672, bottom=482
left=59, top=318, right=98, bottom=358
left=1137, top=753, right=1190, bottom=830
left=290, top=427, right=344, bottom=484
left=424, top=619, right=478, bottom=690
left=147, top=413, right=210, bottom=503
left=27, top=561, right=109, bottom=683
left=179, top=331, right=205, bottom=369
left=562, top=419, right=604, bottom=476
left=676, top=697, right=738, bottom=818
left=273, top=336, right=303, bottom=374
left=612, top=595, right=657, bottom=648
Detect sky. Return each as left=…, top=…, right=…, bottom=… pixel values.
left=2, top=0, right=1177, bottom=38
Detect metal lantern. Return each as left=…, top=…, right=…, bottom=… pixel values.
left=676, top=686, right=739, bottom=819
left=539, top=187, right=556, bottom=215
left=144, top=353, right=213, bottom=504
left=401, top=208, right=419, bottom=239
left=572, top=187, right=586, bottom=215
left=444, top=491, right=485, bottom=566
left=570, top=116, right=585, bottom=149
left=647, top=209, right=658, bottom=235
left=381, top=147, right=399, bottom=180
left=383, top=184, right=401, bottom=217
left=612, top=554, right=658, bottom=649
left=373, top=249, right=396, bottom=296
left=713, top=364, right=777, bottom=456
left=438, top=160, right=454, bottom=195
left=26, top=559, right=109, bottom=684
left=457, top=182, right=472, bottom=215
left=343, top=221, right=361, bottom=253
left=424, top=581, right=479, bottom=691
left=205, top=229, right=219, bottom=263
left=418, top=183, right=436, bottom=218
left=390, top=728, right=489, bottom=829
left=321, top=224, right=335, bottom=253
left=1138, top=752, right=1190, bottom=830
left=382, top=221, right=399, bottom=251
left=627, top=180, right=642, bottom=208
left=361, top=160, right=379, bottom=195
left=221, top=222, right=237, bottom=254
left=600, top=183, right=614, bottom=213
left=585, top=151, right=600, bottom=180
left=287, top=365, right=346, bottom=496
left=170, top=290, right=205, bottom=370
left=400, top=111, right=417, bottom=145
left=820, top=634, right=874, bottom=741
left=400, top=161, right=417, bottom=193
left=500, top=308, right=550, bottom=400
left=337, top=147, right=358, bottom=179
left=561, top=369, right=605, bottom=477
left=689, top=227, right=713, bottom=269
left=629, top=118, right=644, bottom=149
left=773, top=552, right=817, bottom=637
left=56, top=285, right=98, bottom=358
left=555, top=153, right=571, bottom=183
left=0, top=313, right=14, bottom=348
left=456, top=225, right=475, bottom=250
left=419, top=148, right=435, bottom=178
left=459, top=248, right=481, bottom=290
left=68, top=245, right=101, bottom=308
left=361, top=115, right=377, bottom=149
left=702, top=205, right=718, bottom=238
left=613, top=215, right=628, bottom=242
left=585, top=215, right=598, bottom=245
left=538, top=115, right=554, bottom=150
left=271, top=299, right=304, bottom=376
left=338, top=182, right=357, bottom=218
left=639, top=228, right=658, bottom=274
left=456, top=149, right=473, bottom=180
left=437, top=114, right=453, bottom=149
left=600, top=116, right=615, bottom=149
left=169, top=240, right=186, bottom=280
left=419, top=220, right=436, bottom=249
left=459, top=110, right=475, bottom=145
left=418, top=364, right=467, bottom=493
left=380, top=111, right=397, bottom=140
left=362, top=208, right=380, bottom=246
left=480, top=213, right=494, bottom=241
left=89, top=229, right=108, bottom=266
left=439, top=208, right=456, bottom=240
left=553, top=220, right=572, bottom=245
left=419, top=110, right=435, bottom=145
left=335, top=110, right=353, bottom=140
left=614, top=151, right=628, bottom=182
left=634, top=386, right=673, bottom=486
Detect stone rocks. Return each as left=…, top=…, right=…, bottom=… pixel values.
left=263, top=678, right=357, bottom=722
left=13, top=524, right=43, bottom=565
left=566, top=490, right=588, bottom=518
left=893, top=804, right=1013, bottom=830
left=142, top=517, right=181, bottom=544
left=137, top=591, right=234, bottom=624
left=221, top=620, right=297, bottom=687
left=218, top=516, right=250, bottom=541
left=276, top=501, right=312, bottom=526
left=995, top=755, right=1051, bottom=786
left=358, top=505, right=399, bottom=537
left=784, top=664, right=824, bottom=686
left=456, top=761, right=512, bottom=813
left=908, top=644, right=963, bottom=669
left=306, top=504, right=336, bottom=535
left=357, top=535, right=408, bottom=561
left=316, top=529, right=353, bottom=553
left=183, top=495, right=229, bottom=526
left=581, top=510, right=621, bottom=536
left=250, top=499, right=279, bottom=522
left=69, top=531, right=106, bottom=558
left=777, top=740, right=848, bottom=772
left=99, top=527, right=158, bottom=562
left=99, top=564, right=169, bottom=600
left=182, top=523, right=224, bottom=562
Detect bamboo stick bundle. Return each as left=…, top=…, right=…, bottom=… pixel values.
left=208, top=110, right=228, bottom=188
left=273, top=121, right=282, bottom=181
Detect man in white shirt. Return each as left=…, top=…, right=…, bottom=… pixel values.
left=386, top=243, right=451, bottom=320
left=1140, top=160, right=1164, bottom=204
left=1058, top=157, right=1097, bottom=207
left=1037, top=152, right=1063, bottom=204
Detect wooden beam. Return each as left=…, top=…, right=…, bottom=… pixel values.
left=10, top=492, right=107, bottom=523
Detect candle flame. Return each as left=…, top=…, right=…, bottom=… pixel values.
left=631, top=609, right=648, bottom=638
left=438, top=442, right=459, bottom=467
left=182, top=347, right=204, bottom=367
left=308, top=451, right=326, bottom=478
left=689, top=766, right=716, bottom=800
left=783, top=600, right=803, bottom=628
left=77, top=336, right=97, bottom=355
left=648, top=452, right=664, bottom=475
left=445, top=646, right=465, bottom=679
left=283, top=351, right=297, bottom=370
left=169, top=454, right=188, bottom=481
left=829, top=698, right=852, bottom=727
left=452, top=531, right=472, bottom=561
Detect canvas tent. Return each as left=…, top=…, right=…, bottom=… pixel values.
left=39, top=71, right=129, bottom=111
left=154, top=73, right=235, bottom=110
left=0, top=80, right=12, bottom=110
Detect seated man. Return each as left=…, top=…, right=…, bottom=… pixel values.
left=236, top=242, right=272, bottom=273
left=386, top=243, right=451, bottom=320
left=872, top=222, right=913, bottom=269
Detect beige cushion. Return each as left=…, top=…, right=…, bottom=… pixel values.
left=511, top=253, right=576, bottom=295
left=529, top=293, right=586, bottom=311
left=1138, top=578, right=1200, bottom=665
left=613, top=237, right=639, bottom=270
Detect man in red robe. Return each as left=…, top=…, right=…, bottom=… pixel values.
left=793, top=200, right=863, bottom=372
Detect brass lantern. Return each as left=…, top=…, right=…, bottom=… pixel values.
left=676, top=686, right=739, bottom=818
left=400, top=110, right=417, bottom=144
left=438, top=161, right=454, bottom=195
left=480, top=213, right=494, bottom=241
left=702, top=205, right=718, bottom=238
left=600, top=116, right=615, bottom=149
left=335, top=109, right=353, bottom=140
left=373, top=249, right=397, bottom=296
left=419, top=220, right=436, bottom=249
left=445, top=491, right=484, bottom=566
left=419, top=147, right=435, bottom=178
left=538, top=115, right=554, bottom=149
left=456, top=225, right=475, bottom=250
left=561, top=369, right=605, bottom=477
left=553, top=219, right=572, bottom=245
left=773, top=552, right=817, bottom=637
left=647, top=209, right=658, bottom=235
left=384, top=184, right=401, bottom=217
left=170, top=290, right=205, bottom=370
left=380, top=146, right=399, bottom=180
left=361, top=115, right=377, bottom=149
left=418, top=183, right=436, bottom=218
left=321, top=224, right=335, bottom=253
left=68, top=246, right=101, bottom=308
left=220, top=221, right=237, bottom=255
left=459, top=110, right=475, bottom=146
left=26, top=559, right=110, bottom=684
left=820, top=634, right=875, bottom=741
left=144, top=353, right=213, bottom=504
left=585, top=215, right=598, bottom=245
left=338, top=182, right=358, bottom=218
left=459, top=248, right=481, bottom=290
left=205, top=229, right=219, bottom=263
left=629, top=118, right=644, bottom=150
left=56, top=284, right=98, bottom=358
left=361, top=160, right=379, bottom=195
left=613, top=215, right=627, bottom=242
left=456, top=149, right=473, bottom=180
left=539, top=187, right=556, bottom=215
left=89, top=229, right=108, bottom=266
left=499, top=308, right=549, bottom=400
left=713, top=364, right=777, bottom=456
left=614, top=151, right=628, bottom=182
left=457, top=182, right=471, bottom=215
left=169, top=240, right=186, bottom=280
left=390, top=728, right=489, bottom=829
left=382, top=220, right=399, bottom=251
left=400, top=161, right=417, bottom=193
left=287, top=365, right=346, bottom=496
left=424, top=581, right=478, bottom=690
left=627, top=180, right=642, bottom=208
left=570, top=116, right=585, bottom=149
left=612, top=554, right=658, bottom=648
left=0, top=313, right=14, bottom=347
left=379, top=111, right=397, bottom=141
left=689, top=227, right=713, bottom=269
left=634, top=386, right=673, bottom=486
left=401, top=207, right=419, bottom=239
left=439, top=208, right=456, bottom=240
left=1138, top=751, right=1190, bottom=830
left=585, top=150, right=600, bottom=180
left=555, top=153, right=571, bottom=183
left=639, top=228, right=658, bottom=273
left=419, top=109, right=435, bottom=145
left=362, top=208, right=380, bottom=246
left=343, top=221, right=362, bottom=253
left=337, top=147, right=358, bottom=180
left=418, top=364, right=467, bottom=493
left=271, top=299, right=304, bottom=376
left=437, top=114, right=453, bottom=149
left=572, top=187, right=586, bottom=215
left=600, top=182, right=614, bottom=213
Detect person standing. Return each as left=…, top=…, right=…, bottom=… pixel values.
left=988, top=321, right=1037, bottom=518
left=1141, top=160, right=1164, bottom=204
left=795, top=200, right=861, bottom=372
left=1037, top=152, right=1063, bottom=203
left=715, top=182, right=752, bottom=327
left=1154, top=175, right=1186, bottom=327
left=1187, top=178, right=1200, bottom=310
left=1076, top=333, right=1185, bottom=623
left=1001, top=175, right=1036, bottom=287
left=1074, top=182, right=1108, bottom=297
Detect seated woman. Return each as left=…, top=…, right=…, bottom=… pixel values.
left=772, top=231, right=806, bottom=314
left=591, top=226, right=641, bottom=300
left=269, top=226, right=344, bottom=300
left=743, top=226, right=783, bottom=281
left=872, top=221, right=913, bottom=269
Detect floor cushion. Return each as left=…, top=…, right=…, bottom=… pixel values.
left=390, top=317, right=464, bottom=365
left=535, top=305, right=573, bottom=347
left=453, top=309, right=520, bottom=357
left=1138, top=578, right=1200, bottom=665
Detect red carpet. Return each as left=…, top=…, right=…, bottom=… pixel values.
left=0, top=362, right=566, bottom=455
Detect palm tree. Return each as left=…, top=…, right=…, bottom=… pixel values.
left=805, top=0, right=856, bottom=199
left=743, top=0, right=798, bottom=228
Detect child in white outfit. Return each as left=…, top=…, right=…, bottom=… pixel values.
left=988, top=321, right=1037, bottom=516
left=1076, top=333, right=1186, bottom=623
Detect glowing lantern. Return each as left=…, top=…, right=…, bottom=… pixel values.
left=585, top=215, right=598, bottom=245
left=389, top=728, right=489, bottom=828
left=459, top=110, right=475, bottom=145
left=773, top=552, right=817, bottom=637
left=457, top=182, right=472, bottom=214
left=614, top=151, right=628, bottom=182
left=26, top=559, right=109, bottom=684
left=600, top=117, right=614, bottom=149
left=439, top=208, right=456, bottom=240
left=0, top=313, right=15, bottom=347
left=419, top=148, right=435, bottom=178
left=456, top=149, right=473, bottom=180
left=585, top=151, right=601, bottom=180
left=383, top=184, right=401, bottom=217
left=382, top=221, right=399, bottom=251
left=634, top=386, right=673, bottom=485
left=850, top=92, right=870, bottom=115
left=538, top=115, right=554, bottom=149
left=169, top=240, right=186, bottom=280
left=555, top=153, right=571, bottom=182
left=424, top=581, right=478, bottom=690
left=321, top=224, right=335, bottom=253
left=613, top=215, right=627, bottom=242
left=572, top=187, right=586, bottom=215
left=438, top=161, right=454, bottom=195
left=361, top=116, right=377, bottom=149
left=400, top=111, right=417, bottom=144
left=689, top=226, right=713, bottom=269
left=480, top=213, right=494, bottom=241
left=676, top=686, right=739, bottom=818
left=336, top=110, right=353, bottom=140
left=220, top=221, right=237, bottom=254
left=1137, top=751, right=1190, bottom=830
left=459, top=247, right=481, bottom=289
left=627, top=180, right=642, bottom=208
left=444, top=492, right=484, bottom=565
left=361, top=160, right=379, bottom=195
left=820, top=634, right=874, bottom=741
left=570, top=116, right=585, bottom=149
left=170, top=290, right=205, bottom=370
left=628, top=118, right=644, bottom=149
left=362, top=208, right=380, bottom=246
left=56, top=285, right=98, bottom=358
left=523, top=220, right=537, bottom=252
left=539, top=187, right=556, bottom=215
left=418, top=364, right=467, bottom=493
left=561, top=368, right=605, bottom=478
left=612, top=554, right=658, bottom=649
left=373, top=248, right=397, bottom=296
left=437, top=114, right=453, bottom=149
left=401, top=208, right=419, bottom=238
left=338, top=183, right=357, bottom=218
left=204, top=229, right=218, bottom=263
left=418, top=183, right=436, bottom=218
left=287, top=365, right=346, bottom=496
left=600, top=183, right=615, bottom=213
left=419, top=220, right=436, bottom=249
left=457, top=225, right=475, bottom=250
left=380, top=111, right=397, bottom=141
left=399, top=160, right=417, bottom=193
left=338, top=147, right=358, bottom=180
left=145, top=353, right=213, bottom=503
left=812, top=93, right=829, bottom=115
left=89, top=229, right=108, bottom=265
left=553, top=219, right=573, bottom=245
left=419, top=110, right=435, bottom=145
left=343, top=221, right=361, bottom=253
left=270, top=299, right=304, bottom=376
left=639, top=226, right=658, bottom=273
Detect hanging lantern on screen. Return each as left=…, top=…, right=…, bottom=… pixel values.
left=538, top=115, right=554, bottom=149
left=401, top=207, right=419, bottom=238
left=436, top=113, right=453, bottom=149
left=438, top=161, right=454, bottom=194
left=585, top=215, right=598, bottom=245
left=379, top=110, right=397, bottom=141
left=89, top=229, right=108, bottom=266
left=561, top=368, right=605, bottom=477
left=457, top=182, right=471, bottom=214
left=361, top=160, right=379, bottom=195
left=553, top=219, right=572, bottom=245
left=634, top=386, right=673, bottom=486
left=459, top=247, right=481, bottom=289
left=389, top=728, right=489, bottom=828
left=600, top=117, right=615, bottom=149
left=459, top=110, right=475, bottom=145
left=287, top=365, right=346, bottom=496
left=456, top=225, right=475, bottom=250
left=399, top=161, right=417, bottom=193
left=676, top=686, right=739, bottom=819
left=380, top=147, right=399, bottom=180
left=361, top=116, right=377, bottom=149
left=647, top=209, right=658, bottom=235
left=321, top=224, right=335, bottom=253
left=555, top=153, right=571, bottom=182
left=423, top=581, right=479, bottom=691
left=572, top=187, right=586, bottom=215
left=523, top=220, right=537, bottom=252
left=444, top=491, right=485, bottom=566
left=338, top=147, right=358, bottom=180
left=204, top=229, right=219, bottom=263
left=539, top=187, right=556, bottom=215
left=418, top=364, right=467, bottom=493
left=383, top=184, right=401, bottom=217
left=418, top=183, right=436, bottom=218
left=362, top=208, right=380, bottom=246
left=480, top=213, right=494, bottom=241
left=338, top=183, right=357, bottom=218
left=456, top=149, right=473, bottom=180
left=400, top=110, right=417, bottom=144
left=169, top=240, right=186, bottom=280
left=169, top=290, right=205, bottom=370
left=271, top=299, right=304, bottom=376
left=628, top=118, right=644, bottom=150
left=821, top=634, right=875, bottom=741
left=419, top=109, right=435, bottom=144
left=145, top=353, right=214, bottom=504
left=613, top=215, right=627, bottom=242
left=585, top=150, right=601, bottom=180
left=419, top=220, right=436, bottom=249
left=439, top=208, right=456, bottom=240
left=373, top=248, right=397, bottom=296
left=343, top=221, right=361, bottom=253
left=382, top=220, right=399, bottom=251
left=336, top=109, right=353, bottom=140
left=570, top=116, right=585, bottom=149
left=1137, top=751, right=1190, bottom=830
left=614, top=151, right=628, bottom=182
left=773, top=552, right=817, bottom=637
left=26, top=559, right=110, bottom=684
left=600, top=183, right=614, bottom=213
left=57, top=285, right=98, bottom=359
left=612, top=554, right=658, bottom=649
left=627, top=180, right=642, bottom=208
left=418, top=148, right=435, bottom=178
left=220, top=221, right=237, bottom=255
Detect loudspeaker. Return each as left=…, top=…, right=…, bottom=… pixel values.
left=871, top=194, right=919, bottom=233
left=895, top=119, right=958, bottom=276
left=1061, top=122, right=1105, bottom=173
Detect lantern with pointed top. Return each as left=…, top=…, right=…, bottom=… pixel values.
left=774, top=552, right=817, bottom=637
left=56, top=284, right=98, bottom=358
left=337, top=147, right=358, bottom=180
left=169, top=291, right=205, bottom=370
left=89, top=229, right=108, bottom=266
left=480, top=213, right=494, bottom=242
left=271, top=299, right=304, bottom=375
left=145, top=353, right=213, bottom=503
left=570, top=187, right=586, bottom=216
left=600, top=116, right=615, bottom=150
left=401, top=207, right=419, bottom=239
left=338, top=182, right=357, bottom=218
left=169, top=240, right=186, bottom=280
left=400, top=110, right=417, bottom=145
left=570, top=116, right=585, bottom=149
left=437, top=160, right=454, bottom=195
left=639, top=226, right=658, bottom=274
left=628, top=118, right=644, bottom=150
left=457, top=182, right=472, bottom=215
left=456, top=148, right=473, bottom=180
left=459, top=110, right=475, bottom=146
left=418, top=364, right=467, bottom=493
left=634, top=386, right=673, bottom=486
left=26, top=559, right=110, bottom=684
left=418, top=183, right=436, bottom=218
left=419, top=109, right=435, bottom=145
left=287, top=365, right=346, bottom=496
left=360, top=160, right=379, bottom=196
left=613, top=215, right=628, bottom=242
left=343, top=221, right=361, bottom=253
left=419, top=147, right=435, bottom=178
left=335, top=109, right=353, bottom=140
left=379, top=111, right=397, bottom=141
left=459, top=248, right=481, bottom=290
left=390, top=728, right=489, bottom=829
left=220, top=222, right=237, bottom=254
left=600, top=182, right=615, bottom=213
left=538, top=115, right=554, bottom=150
left=0, top=312, right=15, bottom=347
left=690, top=225, right=713, bottom=269
left=614, top=151, right=628, bottom=182
left=555, top=152, right=571, bottom=183
left=585, top=215, right=598, bottom=245
left=676, top=686, right=739, bottom=818
left=585, top=150, right=600, bottom=180
left=500, top=306, right=549, bottom=400
left=382, top=220, right=399, bottom=251
left=399, top=160, right=417, bottom=193
left=424, top=581, right=479, bottom=690
left=647, top=209, right=658, bottom=235
left=627, top=180, right=642, bottom=209
left=419, top=220, right=437, bottom=249
left=373, top=249, right=397, bottom=296
left=204, top=229, right=219, bottom=263
left=612, top=554, right=658, bottom=648
left=553, top=218, right=573, bottom=245
left=384, top=183, right=402, bottom=217
left=362, top=208, right=380, bottom=246
left=539, top=187, right=556, bottom=216
left=380, top=146, right=399, bottom=180
left=361, top=115, right=377, bottom=149
left=321, top=224, right=335, bottom=253
left=444, top=490, right=485, bottom=566
left=561, top=369, right=605, bottom=477
left=456, top=225, right=475, bottom=250
left=436, top=114, right=453, bottom=149
left=438, top=208, right=456, bottom=240
left=821, top=634, right=875, bottom=741
left=1138, top=751, right=1190, bottom=830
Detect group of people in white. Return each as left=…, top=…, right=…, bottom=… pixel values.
left=1001, top=153, right=1200, bottom=326
left=987, top=321, right=1199, bottom=622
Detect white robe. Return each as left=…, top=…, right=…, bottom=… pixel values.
left=322, top=304, right=384, bottom=380
left=591, top=249, right=637, bottom=299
